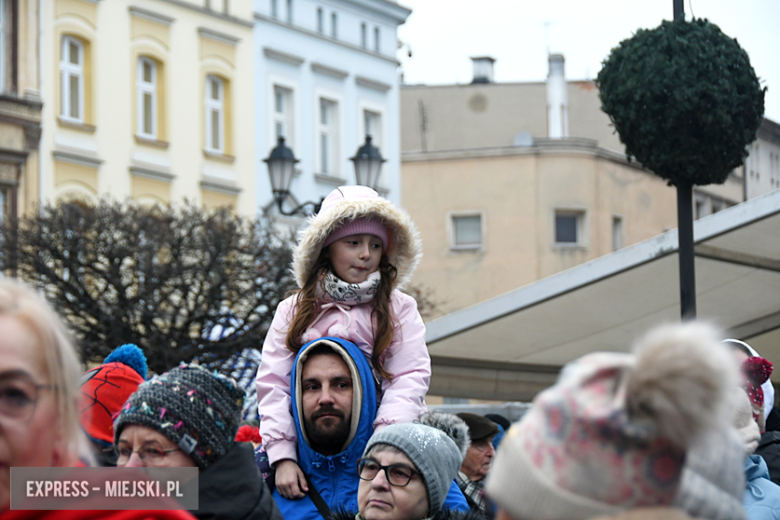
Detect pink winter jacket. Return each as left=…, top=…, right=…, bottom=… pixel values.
left=255, top=289, right=431, bottom=466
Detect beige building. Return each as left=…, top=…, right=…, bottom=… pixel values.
left=40, top=0, right=255, bottom=213
left=401, top=56, right=748, bottom=318
left=0, top=0, right=42, bottom=217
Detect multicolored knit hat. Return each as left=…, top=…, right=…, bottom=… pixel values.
left=113, top=364, right=245, bottom=470
left=485, top=323, right=737, bottom=520
left=80, top=344, right=148, bottom=446
left=741, top=356, right=773, bottom=431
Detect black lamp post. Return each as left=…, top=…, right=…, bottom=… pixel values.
left=264, top=137, right=321, bottom=216
left=351, top=136, right=386, bottom=189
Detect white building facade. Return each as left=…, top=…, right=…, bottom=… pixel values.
left=253, top=0, right=410, bottom=212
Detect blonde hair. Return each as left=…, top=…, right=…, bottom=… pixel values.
left=0, top=279, right=83, bottom=459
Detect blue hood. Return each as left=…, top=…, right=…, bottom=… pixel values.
left=274, top=337, right=377, bottom=520
left=746, top=453, right=771, bottom=482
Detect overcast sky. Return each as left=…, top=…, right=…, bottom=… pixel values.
left=396, top=0, right=780, bottom=123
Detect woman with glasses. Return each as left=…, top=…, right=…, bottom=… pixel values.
left=113, top=364, right=282, bottom=520
left=335, top=423, right=476, bottom=520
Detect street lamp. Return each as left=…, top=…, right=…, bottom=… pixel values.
left=351, top=136, right=386, bottom=189
left=264, top=137, right=321, bottom=216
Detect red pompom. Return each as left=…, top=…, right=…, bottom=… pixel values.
left=742, top=357, right=773, bottom=387
left=235, top=424, right=262, bottom=443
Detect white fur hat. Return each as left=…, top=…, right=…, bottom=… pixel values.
left=292, top=186, right=422, bottom=289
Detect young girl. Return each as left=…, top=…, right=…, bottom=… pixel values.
left=255, top=185, right=430, bottom=499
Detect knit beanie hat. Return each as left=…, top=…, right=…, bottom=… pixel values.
left=673, top=425, right=748, bottom=520
left=113, top=364, right=245, bottom=470
left=323, top=218, right=389, bottom=252
left=485, top=322, right=737, bottom=520
left=80, top=344, right=147, bottom=445
left=740, top=356, right=773, bottom=431
left=364, top=423, right=462, bottom=516
left=723, top=339, right=776, bottom=421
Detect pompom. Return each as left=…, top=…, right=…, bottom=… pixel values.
left=105, top=344, right=148, bottom=380
left=327, top=323, right=348, bottom=339
left=235, top=424, right=262, bottom=443
left=418, top=410, right=471, bottom=459
left=742, top=357, right=773, bottom=387
left=627, top=322, right=737, bottom=449
left=302, top=329, right=322, bottom=343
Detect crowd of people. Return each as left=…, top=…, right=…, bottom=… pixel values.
left=0, top=186, right=779, bottom=520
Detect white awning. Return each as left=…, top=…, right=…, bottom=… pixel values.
left=426, top=189, right=780, bottom=398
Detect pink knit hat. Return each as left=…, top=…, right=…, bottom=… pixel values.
left=320, top=187, right=389, bottom=250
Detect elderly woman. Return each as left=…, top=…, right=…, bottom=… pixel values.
left=113, top=363, right=282, bottom=520
left=334, top=422, right=479, bottom=520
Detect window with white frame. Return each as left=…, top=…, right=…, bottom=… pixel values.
left=205, top=75, right=225, bottom=153
left=273, top=85, right=293, bottom=141
left=60, top=36, right=84, bottom=122
left=331, top=12, right=337, bottom=38
left=364, top=110, right=382, bottom=148
left=554, top=211, right=583, bottom=245
left=612, top=216, right=624, bottom=252
left=360, top=23, right=367, bottom=48
left=317, top=8, right=324, bottom=33
left=137, top=57, right=157, bottom=139
left=451, top=214, right=483, bottom=250
left=318, top=98, right=339, bottom=174
left=374, top=26, right=380, bottom=53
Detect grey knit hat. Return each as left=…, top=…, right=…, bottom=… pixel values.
left=113, top=364, right=244, bottom=470
left=364, top=423, right=462, bottom=516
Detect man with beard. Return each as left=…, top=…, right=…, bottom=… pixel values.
left=270, top=337, right=378, bottom=520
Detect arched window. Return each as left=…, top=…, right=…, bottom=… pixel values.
left=205, top=75, right=225, bottom=153
left=137, top=57, right=157, bottom=138
left=60, top=36, right=84, bottom=122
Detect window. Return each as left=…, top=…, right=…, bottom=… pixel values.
left=555, top=211, right=582, bottom=244
left=612, top=216, right=624, bottom=252
left=60, top=36, right=84, bottom=122
left=271, top=0, right=278, bottom=18
left=374, top=27, right=380, bottom=53
left=0, top=187, right=8, bottom=221
left=273, top=85, right=293, bottom=141
left=137, top=57, right=157, bottom=139
left=331, top=12, right=337, bottom=38
left=317, top=8, right=324, bottom=33
left=364, top=110, right=382, bottom=148
left=360, top=23, right=367, bottom=48
left=318, top=98, right=338, bottom=174
left=451, top=214, right=482, bottom=250
left=205, top=75, right=224, bottom=153
left=286, top=0, right=292, bottom=23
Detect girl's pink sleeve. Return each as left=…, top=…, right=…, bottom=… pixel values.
left=373, top=291, right=431, bottom=430
left=256, top=297, right=299, bottom=465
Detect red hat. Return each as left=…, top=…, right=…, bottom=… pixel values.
left=80, top=344, right=147, bottom=445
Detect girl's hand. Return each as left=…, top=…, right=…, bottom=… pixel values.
left=275, top=459, right=308, bottom=499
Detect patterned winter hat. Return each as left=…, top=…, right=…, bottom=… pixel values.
left=80, top=344, right=148, bottom=445
left=114, top=364, right=245, bottom=470
left=741, top=356, right=773, bottom=431
left=486, top=323, right=737, bottom=520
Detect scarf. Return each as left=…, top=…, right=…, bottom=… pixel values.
left=319, top=270, right=381, bottom=305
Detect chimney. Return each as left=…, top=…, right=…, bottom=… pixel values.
left=471, top=56, right=495, bottom=84
left=547, top=54, right=569, bottom=138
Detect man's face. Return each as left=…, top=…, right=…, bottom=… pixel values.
left=301, top=352, right=354, bottom=456
left=460, top=436, right=496, bottom=481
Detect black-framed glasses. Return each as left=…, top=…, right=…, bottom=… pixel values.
left=114, top=446, right=182, bottom=466
left=358, top=458, right=420, bottom=487
left=0, top=373, right=54, bottom=423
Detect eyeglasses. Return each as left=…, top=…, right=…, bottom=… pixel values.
left=0, top=373, right=53, bottom=423
left=114, top=446, right=183, bottom=466
left=358, top=458, right=420, bottom=487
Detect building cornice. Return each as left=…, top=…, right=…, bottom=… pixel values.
left=128, top=6, right=175, bottom=26
left=200, top=179, right=241, bottom=196
left=337, top=0, right=411, bottom=24
left=355, top=76, right=391, bottom=92
left=254, top=13, right=399, bottom=65
left=263, top=47, right=305, bottom=66
left=53, top=150, right=103, bottom=169
left=198, top=27, right=240, bottom=45
left=311, top=62, right=349, bottom=80
left=157, top=0, right=252, bottom=28
left=130, top=164, right=175, bottom=182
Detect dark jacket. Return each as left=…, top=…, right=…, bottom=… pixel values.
left=193, top=442, right=283, bottom=520
left=329, top=507, right=486, bottom=520
left=272, top=337, right=378, bottom=520
left=757, top=431, right=780, bottom=487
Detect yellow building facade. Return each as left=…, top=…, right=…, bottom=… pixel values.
left=40, top=0, right=254, bottom=213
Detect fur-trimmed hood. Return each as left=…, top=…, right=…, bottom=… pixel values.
left=293, top=186, right=422, bottom=289
left=418, top=410, right=472, bottom=460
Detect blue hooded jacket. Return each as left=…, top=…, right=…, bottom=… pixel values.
left=273, top=337, right=378, bottom=520
left=745, top=454, right=780, bottom=520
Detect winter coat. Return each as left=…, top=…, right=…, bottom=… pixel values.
left=0, top=510, right=197, bottom=520
left=257, top=186, right=429, bottom=466
left=744, top=454, right=780, bottom=520
left=443, top=480, right=470, bottom=513
left=272, top=337, right=378, bottom=520
left=756, top=431, right=780, bottom=487
left=193, top=442, right=282, bottom=520
left=590, top=508, right=701, bottom=520
left=328, top=506, right=486, bottom=520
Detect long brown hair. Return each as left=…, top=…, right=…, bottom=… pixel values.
left=285, top=252, right=398, bottom=381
